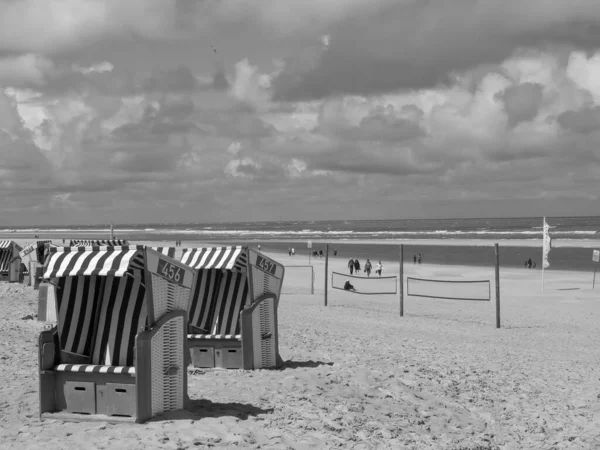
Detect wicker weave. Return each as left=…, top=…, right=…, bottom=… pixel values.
left=251, top=266, right=282, bottom=302
left=150, top=315, right=184, bottom=415
left=151, top=273, right=190, bottom=319
left=251, top=298, right=276, bottom=369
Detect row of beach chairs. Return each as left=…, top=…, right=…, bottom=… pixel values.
left=38, top=243, right=284, bottom=423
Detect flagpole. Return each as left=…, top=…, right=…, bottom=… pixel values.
left=542, top=217, right=545, bottom=291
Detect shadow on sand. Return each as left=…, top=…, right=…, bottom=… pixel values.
left=150, top=399, right=273, bottom=422
left=277, top=359, right=334, bottom=370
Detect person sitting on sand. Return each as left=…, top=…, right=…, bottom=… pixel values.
left=344, top=280, right=356, bottom=292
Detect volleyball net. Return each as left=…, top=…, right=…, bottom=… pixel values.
left=281, top=265, right=315, bottom=295
left=406, top=277, right=491, bottom=301
left=331, top=271, right=397, bottom=295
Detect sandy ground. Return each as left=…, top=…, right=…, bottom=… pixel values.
left=1, top=239, right=600, bottom=449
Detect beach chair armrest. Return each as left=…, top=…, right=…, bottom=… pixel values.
left=242, top=292, right=278, bottom=316
left=135, top=310, right=187, bottom=422
left=38, top=328, right=58, bottom=370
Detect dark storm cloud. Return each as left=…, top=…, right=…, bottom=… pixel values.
left=557, top=106, right=600, bottom=134
left=496, top=83, right=545, bottom=127
left=271, top=1, right=600, bottom=100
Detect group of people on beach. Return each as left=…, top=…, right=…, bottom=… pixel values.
left=174, top=240, right=182, bottom=246
left=347, top=258, right=383, bottom=277
left=524, top=258, right=537, bottom=269
left=413, top=254, right=422, bottom=264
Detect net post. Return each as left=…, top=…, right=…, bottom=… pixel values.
left=399, top=244, right=404, bottom=317
left=495, top=243, right=501, bottom=329
left=324, top=244, right=329, bottom=307
left=311, top=266, right=315, bottom=295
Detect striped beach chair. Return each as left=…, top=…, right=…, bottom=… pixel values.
left=181, top=246, right=285, bottom=370
left=38, top=245, right=196, bottom=423
left=0, top=240, right=22, bottom=282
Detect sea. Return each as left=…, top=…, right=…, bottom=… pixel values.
left=3, top=216, right=600, bottom=272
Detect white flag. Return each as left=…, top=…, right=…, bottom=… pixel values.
left=542, top=218, right=552, bottom=268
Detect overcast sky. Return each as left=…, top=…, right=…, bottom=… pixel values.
left=2, top=1, right=600, bottom=226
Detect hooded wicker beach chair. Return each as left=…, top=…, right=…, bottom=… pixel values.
left=0, top=240, right=23, bottom=282
left=38, top=245, right=196, bottom=423
left=180, top=246, right=285, bottom=370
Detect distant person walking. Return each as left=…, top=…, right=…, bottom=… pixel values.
left=289, top=247, right=292, bottom=257
left=527, top=258, right=532, bottom=269
left=418, top=254, right=422, bottom=265
left=375, top=261, right=383, bottom=277
left=348, top=258, right=355, bottom=275
left=291, top=248, right=295, bottom=256
left=257, top=245, right=261, bottom=252
left=319, top=250, right=323, bottom=258
left=413, top=254, right=417, bottom=265
left=353, top=258, right=361, bottom=275
left=364, top=259, right=372, bottom=277
left=333, top=249, right=338, bottom=256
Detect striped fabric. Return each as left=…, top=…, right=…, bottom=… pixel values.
left=69, top=239, right=129, bottom=247
left=180, top=246, right=246, bottom=271
left=188, top=269, right=222, bottom=333
left=91, top=274, right=147, bottom=366
left=152, top=247, right=176, bottom=258
left=208, top=271, right=250, bottom=335
left=187, top=334, right=241, bottom=340
left=43, top=246, right=144, bottom=278
left=56, top=275, right=104, bottom=357
left=0, top=241, right=12, bottom=249
left=55, top=364, right=135, bottom=374
left=0, top=249, right=11, bottom=272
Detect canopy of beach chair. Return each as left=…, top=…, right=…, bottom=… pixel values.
left=43, top=245, right=144, bottom=278
left=180, top=246, right=247, bottom=272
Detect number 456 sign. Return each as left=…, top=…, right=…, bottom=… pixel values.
left=157, top=257, right=185, bottom=286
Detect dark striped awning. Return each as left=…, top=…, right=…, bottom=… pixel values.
left=44, top=245, right=144, bottom=278
left=0, top=241, right=19, bottom=272
left=0, top=249, right=11, bottom=272
left=180, top=246, right=246, bottom=271
left=69, top=239, right=129, bottom=247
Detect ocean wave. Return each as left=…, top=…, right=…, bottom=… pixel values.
left=1, top=228, right=596, bottom=238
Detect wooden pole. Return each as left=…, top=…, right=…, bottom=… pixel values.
left=399, top=244, right=404, bottom=317
left=593, top=266, right=597, bottom=289
left=541, top=216, right=545, bottom=291
left=324, top=244, right=329, bottom=307
left=495, top=243, right=501, bottom=329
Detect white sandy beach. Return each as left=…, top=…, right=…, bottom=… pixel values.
left=0, top=238, right=599, bottom=449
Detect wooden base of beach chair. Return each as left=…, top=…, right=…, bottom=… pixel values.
left=0, top=272, right=7, bottom=282
left=187, top=294, right=283, bottom=370
left=40, top=371, right=138, bottom=423
left=188, top=338, right=244, bottom=369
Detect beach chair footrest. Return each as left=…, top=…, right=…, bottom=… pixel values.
left=55, top=364, right=135, bottom=375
